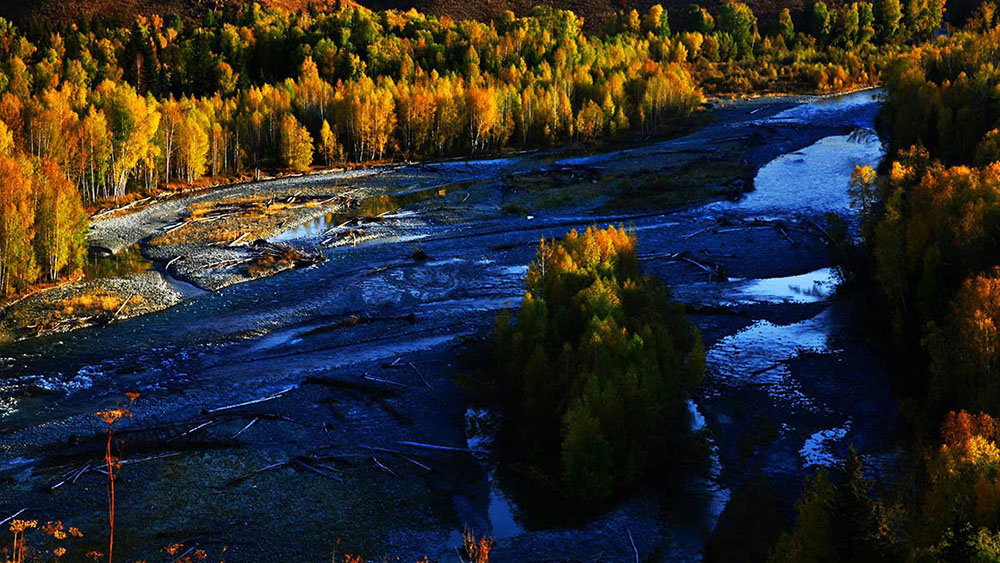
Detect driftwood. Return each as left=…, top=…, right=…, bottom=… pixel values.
left=362, top=375, right=417, bottom=389
left=91, top=196, right=151, bottom=219
left=228, top=233, right=250, bottom=247
left=205, top=386, right=295, bottom=414
left=119, top=451, right=182, bottom=465
left=359, top=445, right=432, bottom=471
left=111, top=293, right=135, bottom=321
left=165, top=255, right=184, bottom=272
left=224, top=456, right=343, bottom=487
left=398, top=441, right=487, bottom=455
left=176, top=420, right=217, bottom=439
left=232, top=417, right=259, bottom=438
left=300, top=313, right=417, bottom=338
left=408, top=362, right=432, bottom=389
left=0, top=509, right=29, bottom=527
left=805, top=217, right=838, bottom=245
left=171, top=547, right=197, bottom=563
left=664, top=251, right=728, bottom=281
left=627, top=528, right=639, bottom=563
left=292, top=458, right=344, bottom=482
left=199, top=257, right=254, bottom=271
left=48, top=461, right=92, bottom=491
left=772, top=221, right=797, bottom=245
left=372, top=456, right=398, bottom=477
left=224, top=461, right=288, bottom=487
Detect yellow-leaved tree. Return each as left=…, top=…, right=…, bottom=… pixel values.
left=279, top=114, right=313, bottom=172
left=33, top=159, right=87, bottom=281
left=0, top=154, right=38, bottom=295
left=97, top=81, right=161, bottom=199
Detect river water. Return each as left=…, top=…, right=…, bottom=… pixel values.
left=0, top=90, right=898, bottom=561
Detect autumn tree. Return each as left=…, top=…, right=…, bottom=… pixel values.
left=175, top=101, right=209, bottom=182
left=0, top=154, right=37, bottom=295
left=279, top=114, right=313, bottom=171
left=33, top=159, right=86, bottom=281
left=318, top=120, right=342, bottom=165
left=98, top=81, right=161, bottom=198
left=0, top=119, right=12, bottom=155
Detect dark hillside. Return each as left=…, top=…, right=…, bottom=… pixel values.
left=359, top=0, right=838, bottom=30
left=0, top=0, right=832, bottom=30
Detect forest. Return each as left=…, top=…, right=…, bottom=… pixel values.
left=0, top=0, right=944, bottom=300
left=770, top=10, right=1000, bottom=560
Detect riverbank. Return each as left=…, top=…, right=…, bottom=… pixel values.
left=0, top=92, right=822, bottom=341
left=0, top=89, right=891, bottom=562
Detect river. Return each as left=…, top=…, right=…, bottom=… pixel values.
left=0, top=90, right=898, bottom=562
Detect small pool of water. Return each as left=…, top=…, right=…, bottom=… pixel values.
left=674, top=268, right=840, bottom=307
left=83, top=244, right=153, bottom=279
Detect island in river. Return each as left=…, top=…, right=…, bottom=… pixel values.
left=0, top=90, right=900, bottom=561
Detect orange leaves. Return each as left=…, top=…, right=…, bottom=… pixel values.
left=95, top=408, right=131, bottom=426
left=8, top=520, right=37, bottom=534
left=460, top=529, right=494, bottom=563
left=526, top=225, right=637, bottom=296
left=0, top=153, right=38, bottom=296
left=925, top=411, right=1000, bottom=534
left=940, top=410, right=999, bottom=450
left=953, top=270, right=1000, bottom=374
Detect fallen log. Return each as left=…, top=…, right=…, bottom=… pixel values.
left=302, top=376, right=403, bottom=398
left=232, top=417, right=259, bottom=439
left=111, top=294, right=136, bottom=322
left=292, top=458, right=344, bottom=482
left=805, top=217, right=837, bottom=245
left=398, top=441, right=487, bottom=455
left=665, top=251, right=728, bottom=281
left=119, top=451, right=182, bottom=465
left=359, top=445, right=432, bottom=471
left=165, top=255, right=184, bottom=272
left=772, top=221, right=797, bottom=245
left=175, top=419, right=217, bottom=439
left=228, top=233, right=250, bottom=247
left=171, top=547, right=197, bottom=563
left=409, top=362, right=432, bottom=389
left=223, top=461, right=288, bottom=487
left=205, top=386, right=296, bottom=414
left=372, top=456, right=398, bottom=477
left=49, top=461, right=92, bottom=491
left=362, top=375, right=417, bottom=389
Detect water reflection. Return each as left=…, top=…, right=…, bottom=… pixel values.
left=83, top=244, right=152, bottom=279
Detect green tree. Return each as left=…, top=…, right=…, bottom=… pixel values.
left=777, top=8, right=796, bottom=42
left=812, top=1, right=832, bottom=43
left=494, top=226, right=704, bottom=508
left=875, top=0, right=904, bottom=41
left=718, top=1, right=759, bottom=59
